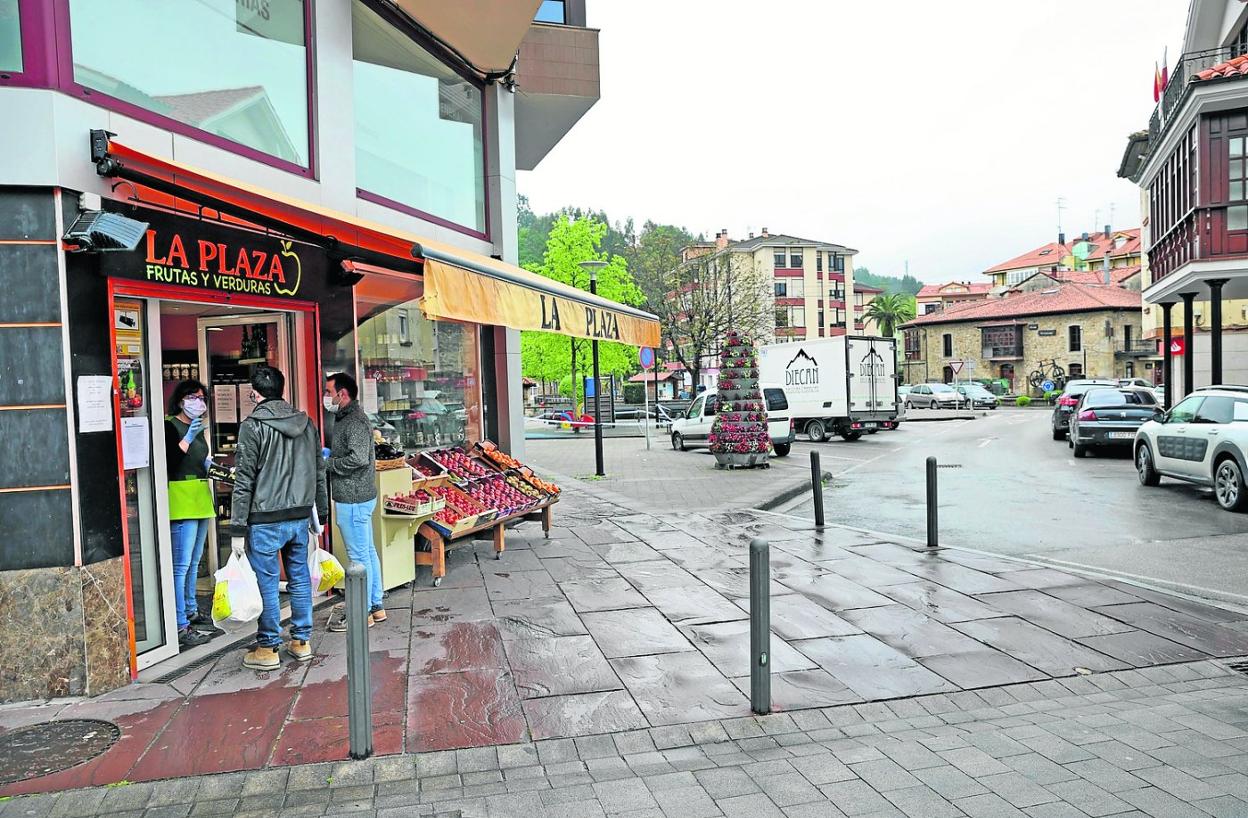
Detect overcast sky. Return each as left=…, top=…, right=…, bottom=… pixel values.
left=517, top=1, right=1190, bottom=284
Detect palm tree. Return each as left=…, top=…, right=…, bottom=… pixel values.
left=862, top=292, right=916, bottom=337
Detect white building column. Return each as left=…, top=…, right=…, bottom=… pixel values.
left=486, top=84, right=525, bottom=457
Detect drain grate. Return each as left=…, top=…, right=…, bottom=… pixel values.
left=0, top=719, right=120, bottom=785
left=1225, top=659, right=1248, bottom=676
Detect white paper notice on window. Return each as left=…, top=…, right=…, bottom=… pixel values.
left=121, top=416, right=150, bottom=470
left=77, top=375, right=114, bottom=433
left=213, top=384, right=238, bottom=424
left=362, top=378, right=380, bottom=415
left=238, top=384, right=262, bottom=419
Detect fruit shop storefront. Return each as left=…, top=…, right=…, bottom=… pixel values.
left=3, top=140, right=659, bottom=701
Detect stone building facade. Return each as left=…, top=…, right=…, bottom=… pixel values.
left=901, top=284, right=1150, bottom=392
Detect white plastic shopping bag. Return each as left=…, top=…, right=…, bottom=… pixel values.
left=308, top=507, right=325, bottom=591
left=312, top=548, right=345, bottom=594
left=211, top=552, right=263, bottom=626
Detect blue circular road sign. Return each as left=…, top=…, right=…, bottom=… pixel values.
left=639, top=346, right=655, bottom=369
left=1041, top=379, right=1055, bottom=392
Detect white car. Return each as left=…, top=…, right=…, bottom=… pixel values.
left=1135, top=386, right=1248, bottom=511
left=671, top=387, right=795, bottom=457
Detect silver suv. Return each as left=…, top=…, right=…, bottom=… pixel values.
left=1135, top=386, right=1248, bottom=512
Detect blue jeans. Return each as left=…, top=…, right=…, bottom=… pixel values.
left=247, top=518, right=313, bottom=648
left=335, top=499, right=383, bottom=612
left=170, top=518, right=210, bottom=631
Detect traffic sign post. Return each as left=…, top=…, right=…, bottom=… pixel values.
left=640, top=347, right=654, bottom=451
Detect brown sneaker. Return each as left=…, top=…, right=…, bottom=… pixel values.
left=243, top=645, right=280, bottom=671
left=370, top=609, right=387, bottom=623
left=286, top=639, right=313, bottom=662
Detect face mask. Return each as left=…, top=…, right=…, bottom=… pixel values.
left=182, top=397, right=207, bottom=418
left=323, top=395, right=339, bottom=413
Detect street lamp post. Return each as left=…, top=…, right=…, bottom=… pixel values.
left=580, top=261, right=607, bottom=477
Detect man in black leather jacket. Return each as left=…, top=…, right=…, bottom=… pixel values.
left=229, top=365, right=328, bottom=671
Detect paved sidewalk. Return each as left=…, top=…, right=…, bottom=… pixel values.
left=4, top=482, right=1248, bottom=811
left=523, top=436, right=826, bottom=511
left=6, top=658, right=1248, bottom=817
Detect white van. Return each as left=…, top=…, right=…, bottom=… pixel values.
left=670, top=387, right=795, bottom=457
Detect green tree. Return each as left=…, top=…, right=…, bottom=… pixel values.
left=520, top=215, right=644, bottom=412
left=854, top=267, right=923, bottom=296
left=862, top=292, right=917, bottom=337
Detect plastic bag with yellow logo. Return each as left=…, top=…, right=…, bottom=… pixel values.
left=211, top=553, right=262, bottom=626
left=312, top=548, right=344, bottom=594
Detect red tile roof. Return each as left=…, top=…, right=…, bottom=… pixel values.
left=984, top=229, right=1141, bottom=275
left=985, top=241, right=1069, bottom=274
left=916, top=282, right=994, bottom=298
left=1196, top=54, right=1248, bottom=82
left=628, top=371, right=678, bottom=383
left=854, top=283, right=884, bottom=294
left=1045, top=264, right=1141, bottom=285
left=902, top=283, right=1141, bottom=328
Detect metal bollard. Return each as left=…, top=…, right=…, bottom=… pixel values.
left=926, top=456, right=938, bottom=548
left=345, top=561, right=373, bottom=760
left=749, top=539, right=771, bottom=715
left=810, top=450, right=825, bottom=528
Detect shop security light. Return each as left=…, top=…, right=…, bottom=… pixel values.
left=64, top=210, right=149, bottom=252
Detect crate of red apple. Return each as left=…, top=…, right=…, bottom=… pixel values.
left=426, top=447, right=493, bottom=479
left=466, top=475, right=538, bottom=517
left=427, top=482, right=496, bottom=536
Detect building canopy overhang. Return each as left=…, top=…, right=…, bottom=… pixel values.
left=93, top=139, right=660, bottom=347
left=387, top=0, right=542, bottom=77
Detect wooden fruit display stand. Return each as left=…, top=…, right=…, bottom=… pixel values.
left=399, top=441, right=560, bottom=586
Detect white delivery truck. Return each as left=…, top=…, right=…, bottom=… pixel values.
left=758, top=336, right=900, bottom=442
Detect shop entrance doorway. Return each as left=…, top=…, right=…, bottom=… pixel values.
left=109, top=284, right=317, bottom=672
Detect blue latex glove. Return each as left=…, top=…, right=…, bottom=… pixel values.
left=183, top=417, right=204, bottom=443
left=322, top=447, right=331, bottom=460
left=203, top=456, right=214, bottom=471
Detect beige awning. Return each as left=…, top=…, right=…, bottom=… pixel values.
left=417, top=240, right=660, bottom=347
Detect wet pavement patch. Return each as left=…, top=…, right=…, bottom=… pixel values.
left=0, top=719, right=120, bottom=785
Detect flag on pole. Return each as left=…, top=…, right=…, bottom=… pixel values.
left=1162, top=47, right=1169, bottom=90
left=1154, top=61, right=1162, bottom=102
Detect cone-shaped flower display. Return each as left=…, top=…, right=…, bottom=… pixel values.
left=708, top=330, right=771, bottom=468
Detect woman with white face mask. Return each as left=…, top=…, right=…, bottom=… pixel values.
left=164, top=379, right=222, bottom=649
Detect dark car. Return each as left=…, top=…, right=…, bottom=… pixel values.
left=1068, top=388, right=1158, bottom=458
left=1051, top=379, right=1118, bottom=440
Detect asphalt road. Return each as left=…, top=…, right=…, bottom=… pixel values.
left=778, top=409, right=1248, bottom=607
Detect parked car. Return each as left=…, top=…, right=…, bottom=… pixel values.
left=1067, top=388, right=1158, bottom=458
left=954, top=382, right=999, bottom=409
left=1118, top=378, right=1155, bottom=390
left=1050, top=379, right=1118, bottom=440
left=670, top=387, right=795, bottom=456
left=1135, top=386, right=1248, bottom=511
left=905, top=383, right=965, bottom=409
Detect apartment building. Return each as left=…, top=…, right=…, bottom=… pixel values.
left=1119, top=0, right=1248, bottom=402
left=672, top=229, right=880, bottom=389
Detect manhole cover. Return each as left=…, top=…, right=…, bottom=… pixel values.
left=0, top=719, right=120, bottom=785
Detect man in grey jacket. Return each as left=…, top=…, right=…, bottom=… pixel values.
left=230, top=365, right=328, bottom=671
left=323, top=372, right=382, bottom=631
